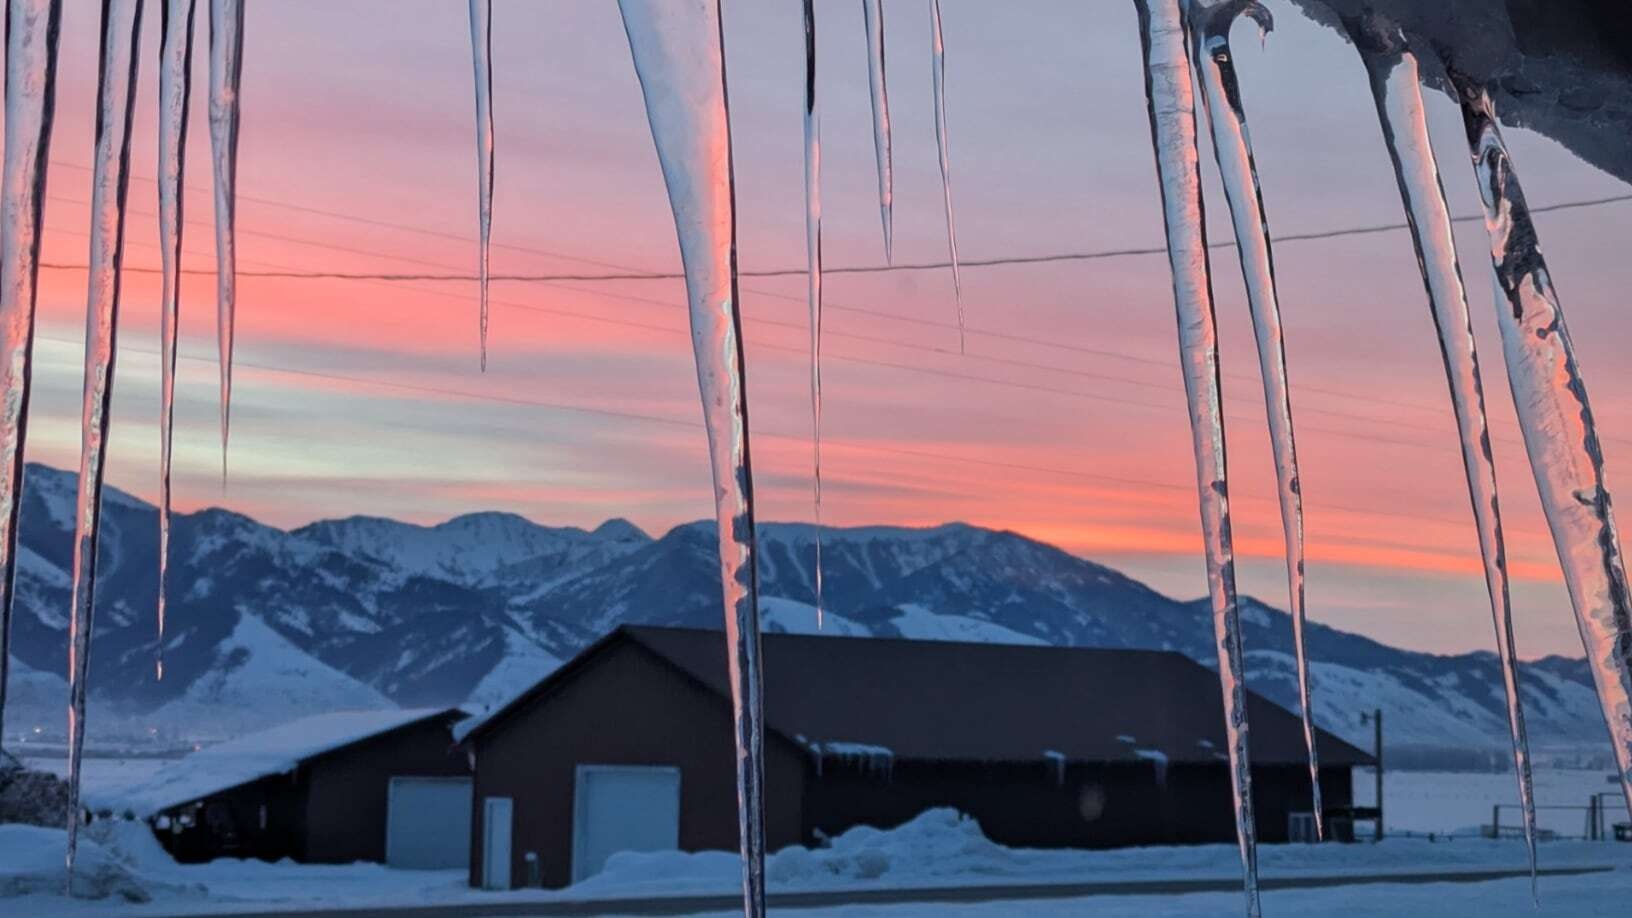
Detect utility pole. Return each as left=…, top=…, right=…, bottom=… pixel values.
left=1374, top=708, right=1384, bottom=842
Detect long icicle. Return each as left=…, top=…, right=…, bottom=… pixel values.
left=860, top=0, right=892, bottom=262
left=157, top=0, right=198, bottom=683
left=67, top=0, right=145, bottom=886
left=1132, top=2, right=1258, bottom=914
left=1344, top=15, right=1537, bottom=884
left=615, top=2, right=765, bottom=915
left=1448, top=66, right=1632, bottom=825
left=802, top=0, right=824, bottom=628
left=207, top=0, right=244, bottom=480
left=0, top=0, right=63, bottom=756
left=1186, top=0, right=1321, bottom=840
left=468, top=0, right=493, bottom=369
left=928, top=0, right=962, bottom=351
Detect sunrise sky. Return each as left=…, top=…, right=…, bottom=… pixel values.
left=18, top=0, right=1632, bottom=660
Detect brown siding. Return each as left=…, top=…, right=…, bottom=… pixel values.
left=804, top=761, right=1170, bottom=848
left=469, top=641, right=806, bottom=889
left=153, top=711, right=468, bottom=865
left=1154, top=763, right=1353, bottom=844
left=803, top=760, right=1353, bottom=849
left=303, top=715, right=470, bottom=863
left=155, top=771, right=307, bottom=864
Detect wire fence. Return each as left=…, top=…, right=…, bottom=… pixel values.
left=1487, top=797, right=1630, bottom=842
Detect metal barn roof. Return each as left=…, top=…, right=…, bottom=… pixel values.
left=111, top=708, right=464, bottom=817
left=464, top=626, right=1372, bottom=768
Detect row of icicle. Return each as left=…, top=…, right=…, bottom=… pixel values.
left=0, top=0, right=246, bottom=883
left=789, top=1, right=1631, bottom=914
left=0, top=1, right=1628, bottom=915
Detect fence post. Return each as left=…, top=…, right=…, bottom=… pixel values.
left=1491, top=803, right=1500, bottom=839
left=1374, top=710, right=1384, bottom=841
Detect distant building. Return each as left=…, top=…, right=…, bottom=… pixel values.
left=126, top=708, right=471, bottom=868
left=458, top=626, right=1372, bottom=890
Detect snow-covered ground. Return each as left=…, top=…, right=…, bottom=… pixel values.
left=677, top=871, right=1632, bottom=917
left=1352, top=768, right=1620, bottom=837
left=5, top=806, right=1629, bottom=916
left=6, top=761, right=1629, bottom=915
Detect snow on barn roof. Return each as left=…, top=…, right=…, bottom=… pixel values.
left=111, top=708, right=462, bottom=817
left=451, top=706, right=494, bottom=745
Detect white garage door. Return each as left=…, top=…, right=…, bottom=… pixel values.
left=386, top=776, right=473, bottom=870
left=572, top=765, right=681, bottom=882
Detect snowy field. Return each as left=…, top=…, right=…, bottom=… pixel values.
left=4, top=805, right=1630, bottom=916
left=1352, top=768, right=1619, bottom=837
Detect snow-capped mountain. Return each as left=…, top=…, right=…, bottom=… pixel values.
left=0, top=464, right=1613, bottom=767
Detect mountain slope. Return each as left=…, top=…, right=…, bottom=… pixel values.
left=0, top=463, right=1614, bottom=767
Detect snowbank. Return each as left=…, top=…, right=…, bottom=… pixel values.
left=1, top=820, right=465, bottom=916
left=568, top=808, right=1632, bottom=899
left=0, top=824, right=161, bottom=902
left=3, top=806, right=1627, bottom=916
left=570, top=809, right=1035, bottom=897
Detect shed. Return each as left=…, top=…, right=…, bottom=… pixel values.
left=460, top=626, right=1372, bottom=890
left=125, top=708, right=471, bottom=867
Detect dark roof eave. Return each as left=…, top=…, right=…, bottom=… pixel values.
left=807, top=752, right=1376, bottom=768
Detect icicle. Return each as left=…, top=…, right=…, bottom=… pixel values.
left=67, top=0, right=145, bottom=885
left=928, top=0, right=962, bottom=351
left=860, top=0, right=892, bottom=262
left=0, top=0, right=62, bottom=755
left=467, top=0, right=493, bottom=370
left=157, top=0, right=198, bottom=683
left=1343, top=14, right=1537, bottom=883
left=1447, top=66, right=1632, bottom=827
left=802, top=0, right=824, bottom=628
left=207, top=0, right=244, bottom=479
left=615, top=2, right=765, bottom=915
left=1185, top=0, right=1321, bottom=840
left=1131, top=2, right=1257, bottom=914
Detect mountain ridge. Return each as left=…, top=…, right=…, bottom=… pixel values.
left=0, top=463, right=1613, bottom=769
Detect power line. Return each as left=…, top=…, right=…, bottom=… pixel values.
left=34, top=201, right=1631, bottom=455
left=42, top=164, right=1632, bottom=429
left=27, top=249, right=1499, bottom=457
left=52, top=331, right=1551, bottom=542
left=38, top=177, right=1632, bottom=447
left=51, top=156, right=1629, bottom=427
left=55, top=191, right=1624, bottom=283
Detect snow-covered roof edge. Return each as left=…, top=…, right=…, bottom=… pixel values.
left=113, top=707, right=466, bottom=817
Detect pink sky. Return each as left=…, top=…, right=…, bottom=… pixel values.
left=18, top=1, right=1632, bottom=659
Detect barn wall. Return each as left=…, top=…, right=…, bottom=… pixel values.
left=303, top=715, right=470, bottom=863
left=804, top=759, right=1353, bottom=849
left=154, top=771, right=306, bottom=864
left=1149, top=762, right=1353, bottom=844
left=468, top=641, right=807, bottom=889
left=1248, top=765, right=1354, bottom=843
left=805, top=761, right=1172, bottom=848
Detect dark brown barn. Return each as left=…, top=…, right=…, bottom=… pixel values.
left=459, top=626, right=1371, bottom=890
left=131, top=708, right=472, bottom=867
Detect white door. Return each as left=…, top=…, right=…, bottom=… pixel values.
left=572, top=765, right=681, bottom=882
left=386, top=777, right=472, bottom=869
left=482, top=796, right=513, bottom=890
